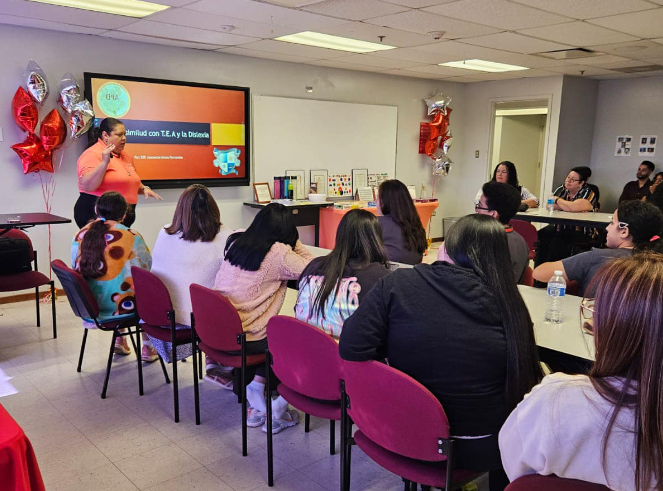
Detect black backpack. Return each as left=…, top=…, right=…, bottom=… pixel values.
left=0, top=236, right=33, bottom=275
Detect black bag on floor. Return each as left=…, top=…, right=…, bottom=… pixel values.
left=0, top=237, right=32, bottom=275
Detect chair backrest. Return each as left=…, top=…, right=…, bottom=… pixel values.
left=511, top=219, right=537, bottom=253
left=4, top=229, right=35, bottom=261
left=267, top=315, right=342, bottom=401
left=190, top=283, right=244, bottom=351
left=131, top=266, right=174, bottom=326
left=51, top=259, right=99, bottom=320
left=506, top=474, right=610, bottom=491
left=520, top=266, right=534, bottom=286
left=343, top=359, right=450, bottom=462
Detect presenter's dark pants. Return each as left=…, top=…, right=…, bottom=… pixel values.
left=74, top=192, right=136, bottom=229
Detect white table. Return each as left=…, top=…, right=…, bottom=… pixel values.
left=516, top=208, right=612, bottom=228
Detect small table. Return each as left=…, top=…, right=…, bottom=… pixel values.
left=0, top=403, right=45, bottom=491
left=515, top=208, right=612, bottom=228
left=243, top=202, right=332, bottom=247
left=0, top=213, right=72, bottom=235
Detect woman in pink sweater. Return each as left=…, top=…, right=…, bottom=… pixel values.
left=214, top=203, right=313, bottom=434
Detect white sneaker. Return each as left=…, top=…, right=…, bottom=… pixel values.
left=247, top=407, right=266, bottom=427
left=262, top=409, right=299, bottom=434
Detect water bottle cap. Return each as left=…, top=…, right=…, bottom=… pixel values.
left=554, top=270, right=563, bottom=275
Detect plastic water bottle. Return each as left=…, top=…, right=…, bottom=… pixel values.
left=544, top=270, right=566, bottom=323
left=546, top=195, right=555, bottom=213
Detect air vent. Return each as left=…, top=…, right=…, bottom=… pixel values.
left=535, top=48, right=599, bottom=60
left=612, top=65, right=663, bottom=73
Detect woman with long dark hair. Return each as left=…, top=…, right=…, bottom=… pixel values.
left=151, top=185, right=233, bottom=384
left=214, top=203, right=313, bottom=433
left=340, top=214, right=543, bottom=490
left=501, top=253, right=663, bottom=491
left=376, top=179, right=427, bottom=265
left=295, top=209, right=390, bottom=340
left=71, top=191, right=157, bottom=361
left=475, top=161, right=539, bottom=209
left=74, top=118, right=162, bottom=228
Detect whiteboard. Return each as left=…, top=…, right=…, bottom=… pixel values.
left=252, top=95, right=397, bottom=196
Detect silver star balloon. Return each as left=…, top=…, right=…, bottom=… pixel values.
left=424, top=92, right=452, bottom=116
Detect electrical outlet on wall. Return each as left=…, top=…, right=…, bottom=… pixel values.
left=0, top=127, right=3, bottom=142
left=475, top=150, right=479, bottom=158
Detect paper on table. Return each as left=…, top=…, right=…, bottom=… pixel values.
left=0, top=368, right=17, bottom=398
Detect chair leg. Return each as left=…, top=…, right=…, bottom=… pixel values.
left=127, top=330, right=138, bottom=352
left=101, top=331, right=117, bottom=399
left=172, top=343, right=179, bottom=423
left=409, top=481, right=418, bottom=491
left=77, top=329, right=88, bottom=372
left=136, top=327, right=143, bottom=396
left=192, top=330, right=200, bottom=426
left=198, top=348, right=203, bottom=380
left=266, top=350, right=273, bottom=487
left=241, top=334, right=248, bottom=457
left=158, top=355, right=171, bottom=384
left=305, top=413, right=311, bottom=432
left=35, top=286, right=40, bottom=327
left=330, top=420, right=335, bottom=455
left=403, top=479, right=410, bottom=491
left=50, top=281, right=56, bottom=338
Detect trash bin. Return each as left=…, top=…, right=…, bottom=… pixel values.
left=442, top=217, right=461, bottom=240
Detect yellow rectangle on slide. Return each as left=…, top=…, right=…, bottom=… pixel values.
left=211, top=124, right=245, bottom=146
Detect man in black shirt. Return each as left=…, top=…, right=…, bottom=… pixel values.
left=619, top=160, right=655, bottom=202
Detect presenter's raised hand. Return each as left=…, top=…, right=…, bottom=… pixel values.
left=143, top=186, right=163, bottom=200
left=101, top=143, right=115, bottom=166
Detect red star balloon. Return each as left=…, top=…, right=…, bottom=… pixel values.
left=11, top=133, right=53, bottom=174
left=11, top=86, right=38, bottom=133
left=40, top=109, right=66, bottom=152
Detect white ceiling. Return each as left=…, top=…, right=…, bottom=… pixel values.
left=3, top=0, right=663, bottom=82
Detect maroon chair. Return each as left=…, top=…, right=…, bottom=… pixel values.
left=51, top=259, right=143, bottom=399
left=511, top=220, right=538, bottom=261
left=0, top=229, right=56, bottom=338
left=189, top=284, right=266, bottom=455
left=132, top=267, right=198, bottom=424
left=264, top=316, right=343, bottom=486
left=506, top=474, right=611, bottom=490
left=341, top=360, right=480, bottom=491
left=520, top=266, right=534, bottom=287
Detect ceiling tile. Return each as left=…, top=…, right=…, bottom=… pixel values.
left=423, top=0, right=572, bottom=30
left=306, top=59, right=388, bottom=72
left=218, top=46, right=322, bottom=62
left=379, top=68, right=448, bottom=79
left=302, top=0, right=408, bottom=21
left=589, top=40, right=663, bottom=60
left=565, top=54, right=632, bottom=65
left=118, top=20, right=256, bottom=45
left=101, top=31, right=220, bottom=50
left=367, top=47, right=453, bottom=63
left=378, top=0, right=458, bottom=7
left=365, top=9, right=501, bottom=39
left=509, top=0, right=656, bottom=20
left=262, top=0, right=326, bottom=6
left=543, top=64, right=615, bottom=76
left=0, top=0, right=137, bottom=29
left=233, top=39, right=350, bottom=58
left=460, top=32, right=573, bottom=54
left=151, top=0, right=200, bottom=6
left=0, top=13, right=106, bottom=35
left=588, top=8, right=663, bottom=39
left=327, top=53, right=426, bottom=68
left=185, top=0, right=346, bottom=28
left=406, top=64, right=479, bottom=76
left=147, top=7, right=298, bottom=38
left=316, top=21, right=436, bottom=47
left=518, top=21, right=639, bottom=46
left=596, top=59, right=661, bottom=69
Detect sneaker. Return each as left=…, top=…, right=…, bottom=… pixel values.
left=204, top=372, right=234, bottom=391
left=114, top=337, right=131, bottom=355
left=141, top=345, right=159, bottom=363
left=262, top=409, right=299, bottom=434
left=247, top=407, right=267, bottom=427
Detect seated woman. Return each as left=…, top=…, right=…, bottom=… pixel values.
left=150, top=184, right=233, bottom=386
left=71, top=191, right=158, bottom=361
left=376, top=179, right=427, bottom=265
left=533, top=200, right=663, bottom=295
left=500, top=253, right=663, bottom=491
left=475, top=161, right=539, bottom=209
left=295, top=209, right=391, bottom=341
left=214, top=203, right=313, bottom=434
left=648, top=171, right=663, bottom=196
left=339, top=214, right=543, bottom=491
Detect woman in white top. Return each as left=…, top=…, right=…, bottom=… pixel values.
left=499, top=253, right=663, bottom=491
left=475, top=161, right=539, bottom=209
left=150, top=184, right=233, bottom=385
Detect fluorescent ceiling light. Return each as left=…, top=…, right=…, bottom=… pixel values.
left=27, top=0, right=169, bottom=18
left=275, top=31, right=396, bottom=53
left=439, top=59, right=529, bottom=73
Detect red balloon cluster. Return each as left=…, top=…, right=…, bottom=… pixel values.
left=11, top=87, right=66, bottom=174
left=424, top=108, right=452, bottom=158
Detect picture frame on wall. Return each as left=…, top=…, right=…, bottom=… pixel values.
left=253, top=182, right=272, bottom=203
left=310, top=169, right=328, bottom=196
left=286, top=169, right=306, bottom=200
left=352, top=168, right=368, bottom=196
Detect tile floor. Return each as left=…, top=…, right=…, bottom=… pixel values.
left=0, top=254, right=489, bottom=491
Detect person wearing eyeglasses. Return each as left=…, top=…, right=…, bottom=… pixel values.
left=500, top=253, right=663, bottom=491
left=474, top=162, right=539, bottom=209
left=533, top=200, right=663, bottom=295
left=550, top=167, right=596, bottom=213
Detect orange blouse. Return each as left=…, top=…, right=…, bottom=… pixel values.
left=77, top=139, right=142, bottom=204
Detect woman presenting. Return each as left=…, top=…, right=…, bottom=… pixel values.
left=74, top=117, right=162, bottom=228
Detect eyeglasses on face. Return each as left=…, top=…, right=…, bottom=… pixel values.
left=580, top=297, right=595, bottom=334
left=474, top=200, right=491, bottom=212
left=565, top=176, right=580, bottom=182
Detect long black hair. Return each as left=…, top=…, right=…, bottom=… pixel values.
left=491, top=161, right=521, bottom=190
left=378, top=179, right=427, bottom=254
left=308, top=209, right=389, bottom=318
left=224, top=203, right=298, bottom=271
left=88, top=118, right=123, bottom=148
left=445, top=214, right=543, bottom=410
left=618, top=200, right=663, bottom=254
left=78, top=192, right=127, bottom=279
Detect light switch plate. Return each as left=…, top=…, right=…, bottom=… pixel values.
left=475, top=150, right=479, bottom=158
left=0, top=127, right=3, bottom=142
